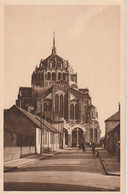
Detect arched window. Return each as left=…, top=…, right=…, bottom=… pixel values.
left=75, top=104, right=79, bottom=119
left=64, top=94, right=68, bottom=119
left=58, top=62, right=61, bottom=68
left=52, top=72, right=56, bottom=81
left=44, top=103, right=47, bottom=111
left=47, top=72, right=51, bottom=80
left=90, top=129, right=93, bottom=143
left=41, top=73, right=44, bottom=80
left=70, top=104, right=74, bottom=119
left=55, top=94, right=59, bottom=113
left=48, top=103, right=52, bottom=111
left=49, top=62, right=52, bottom=68
left=63, top=73, right=66, bottom=80
left=52, top=62, right=55, bottom=68
left=92, top=111, right=95, bottom=119
left=94, top=128, right=97, bottom=144
left=45, top=73, right=47, bottom=80
left=58, top=72, right=61, bottom=80
left=60, top=94, right=63, bottom=117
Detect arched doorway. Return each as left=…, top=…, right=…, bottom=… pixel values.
left=72, top=128, right=84, bottom=147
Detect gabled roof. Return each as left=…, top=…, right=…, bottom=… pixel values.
left=108, top=123, right=120, bottom=134
left=105, top=111, right=120, bottom=122
left=69, top=87, right=91, bottom=98
left=5, top=105, right=59, bottom=134
left=35, top=115, right=60, bottom=133
left=88, top=104, right=96, bottom=109
left=33, top=84, right=53, bottom=94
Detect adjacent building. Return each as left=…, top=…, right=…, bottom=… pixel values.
left=4, top=105, right=60, bottom=161
left=105, top=105, right=120, bottom=155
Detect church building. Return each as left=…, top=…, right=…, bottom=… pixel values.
left=16, top=33, right=101, bottom=148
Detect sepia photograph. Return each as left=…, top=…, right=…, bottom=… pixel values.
left=2, top=0, right=126, bottom=193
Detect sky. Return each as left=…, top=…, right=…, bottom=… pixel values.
left=4, top=5, right=120, bottom=137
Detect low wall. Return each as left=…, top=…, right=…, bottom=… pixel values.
left=4, top=146, right=35, bottom=161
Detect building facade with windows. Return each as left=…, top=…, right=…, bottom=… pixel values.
left=16, top=34, right=101, bottom=147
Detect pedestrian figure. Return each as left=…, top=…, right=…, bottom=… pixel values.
left=84, top=143, right=86, bottom=152
left=82, top=143, right=85, bottom=152
left=95, top=150, right=99, bottom=158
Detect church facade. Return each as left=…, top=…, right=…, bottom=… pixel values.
left=16, top=34, right=101, bottom=147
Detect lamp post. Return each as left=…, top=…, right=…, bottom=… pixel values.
left=40, top=105, right=43, bottom=155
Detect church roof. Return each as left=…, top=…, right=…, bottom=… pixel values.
left=69, top=87, right=91, bottom=98
left=88, top=104, right=96, bottom=109
left=38, top=32, right=68, bottom=69
left=33, top=84, right=53, bottom=94
left=43, top=53, right=67, bottom=63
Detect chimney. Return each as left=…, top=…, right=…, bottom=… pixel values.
left=118, top=102, right=120, bottom=111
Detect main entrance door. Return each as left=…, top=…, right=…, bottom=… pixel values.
left=72, top=128, right=84, bottom=147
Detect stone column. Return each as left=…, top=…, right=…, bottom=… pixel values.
left=63, top=132, right=65, bottom=148
left=68, top=134, right=72, bottom=147
left=77, top=129, right=79, bottom=147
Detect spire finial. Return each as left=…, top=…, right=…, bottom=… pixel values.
left=52, top=31, right=56, bottom=54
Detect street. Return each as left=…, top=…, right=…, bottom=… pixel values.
left=4, top=148, right=120, bottom=191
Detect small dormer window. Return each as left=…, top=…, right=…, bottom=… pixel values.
left=50, top=62, right=52, bottom=68
left=58, top=72, right=61, bottom=80
left=58, top=62, right=62, bottom=68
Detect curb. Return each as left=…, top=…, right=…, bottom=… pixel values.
left=4, top=159, right=38, bottom=173
left=4, top=151, right=63, bottom=172
left=4, top=166, right=17, bottom=173
left=39, top=155, right=53, bottom=160
left=39, top=151, right=63, bottom=160
left=99, top=155, right=120, bottom=177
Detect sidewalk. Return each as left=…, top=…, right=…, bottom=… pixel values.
left=4, top=150, right=64, bottom=173
left=98, top=149, right=120, bottom=176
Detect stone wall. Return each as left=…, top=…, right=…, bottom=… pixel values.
left=4, top=146, right=35, bottom=162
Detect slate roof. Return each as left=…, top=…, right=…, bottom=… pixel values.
left=43, top=53, right=67, bottom=64
left=33, top=84, right=53, bottom=94
left=108, top=123, right=120, bottom=134
left=105, top=111, right=120, bottom=122
left=35, top=115, right=60, bottom=133
left=88, top=104, right=96, bottom=109
left=69, top=87, right=91, bottom=98
left=7, top=105, right=59, bottom=134
left=19, top=87, right=32, bottom=97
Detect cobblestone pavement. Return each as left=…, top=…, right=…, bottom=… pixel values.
left=4, top=149, right=120, bottom=191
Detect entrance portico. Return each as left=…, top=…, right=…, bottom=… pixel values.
left=64, top=124, right=86, bottom=148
